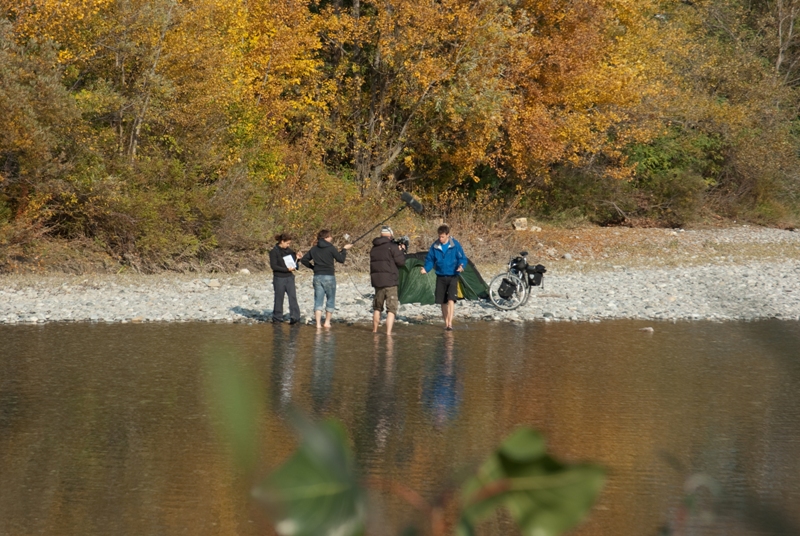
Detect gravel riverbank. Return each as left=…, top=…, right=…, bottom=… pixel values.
left=2, top=226, right=800, bottom=326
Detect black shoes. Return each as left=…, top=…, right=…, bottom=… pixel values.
left=272, top=317, right=301, bottom=325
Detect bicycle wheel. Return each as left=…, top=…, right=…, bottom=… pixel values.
left=520, top=275, right=532, bottom=306
left=489, top=272, right=527, bottom=310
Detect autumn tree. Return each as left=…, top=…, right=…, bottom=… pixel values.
left=496, top=0, right=657, bottom=184
left=623, top=0, right=800, bottom=223
left=313, top=0, right=519, bottom=192
left=0, top=20, right=80, bottom=234
left=2, top=0, right=799, bottom=269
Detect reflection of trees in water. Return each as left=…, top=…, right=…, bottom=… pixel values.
left=647, top=322, right=800, bottom=535
left=0, top=324, right=243, bottom=535
left=269, top=324, right=300, bottom=412
left=0, top=357, right=22, bottom=436
left=421, top=332, right=461, bottom=429
left=311, top=330, right=336, bottom=415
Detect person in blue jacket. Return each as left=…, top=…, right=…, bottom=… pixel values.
left=420, top=224, right=468, bottom=330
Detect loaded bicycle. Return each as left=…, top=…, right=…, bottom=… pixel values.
left=488, top=251, right=546, bottom=310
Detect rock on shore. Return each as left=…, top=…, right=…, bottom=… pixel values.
left=2, top=227, right=799, bottom=325
left=2, top=263, right=799, bottom=326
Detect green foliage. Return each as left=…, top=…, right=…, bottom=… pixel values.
left=203, top=347, right=605, bottom=536
left=523, top=169, right=632, bottom=227
left=203, top=348, right=263, bottom=471
left=253, top=414, right=366, bottom=536
left=626, top=128, right=725, bottom=226
left=628, top=129, right=724, bottom=181
left=0, top=196, right=11, bottom=225
left=249, top=420, right=603, bottom=536
left=458, top=428, right=606, bottom=536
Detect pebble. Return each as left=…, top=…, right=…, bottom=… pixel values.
left=2, top=227, right=800, bottom=326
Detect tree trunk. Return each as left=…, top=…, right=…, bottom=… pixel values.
left=127, top=1, right=175, bottom=160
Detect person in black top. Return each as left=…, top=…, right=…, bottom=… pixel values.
left=369, top=226, right=406, bottom=334
left=300, top=229, right=352, bottom=328
left=269, top=233, right=302, bottom=324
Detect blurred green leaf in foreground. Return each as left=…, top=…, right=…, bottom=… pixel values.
left=458, top=428, right=606, bottom=536
left=203, top=348, right=264, bottom=471
left=250, top=421, right=604, bottom=536
left=252, top=412, right=366, bottom=536
left=205, top=348, right=604, bottom=535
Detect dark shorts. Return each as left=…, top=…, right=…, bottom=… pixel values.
left=435, top=275, right=459, bottom=304
left=373, top=286, right=399, bottom=314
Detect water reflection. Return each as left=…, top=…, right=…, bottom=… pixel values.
left=270, top=323, right=300, bottom=412
left=421, top=332, right=461, bottom=429
left=311, top=329, right=336, bottom=415
left=365, top=335, right=400, bottom=453
left=1, top=320, right=800, bottom=536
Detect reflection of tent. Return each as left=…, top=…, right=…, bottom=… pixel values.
left=398, top=252, right=489, bottom=305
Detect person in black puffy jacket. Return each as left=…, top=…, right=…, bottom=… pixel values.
left=369, top=226, right=406, bottom=334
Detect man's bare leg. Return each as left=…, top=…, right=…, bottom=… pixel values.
left=372, top=310, right=381, bottom=333
left=323, top=311, right=332, bottom=328
left=445, top=301, right=455, bottom=329
left=315, top=310, right=323, bottom=328
left=385, top=312, right=395, bottom=335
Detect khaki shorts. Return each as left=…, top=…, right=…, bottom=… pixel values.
left=373, top=286, right=399, bottom=314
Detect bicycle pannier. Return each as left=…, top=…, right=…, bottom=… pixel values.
left=498, top=277, right=516, bottom=299
left=526, top=264, right=546, bottom=286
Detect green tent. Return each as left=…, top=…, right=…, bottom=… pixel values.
left=398, top=252, right=489, bottom=305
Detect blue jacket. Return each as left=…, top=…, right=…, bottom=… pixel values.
left=424, top=237, right=467, bottom=276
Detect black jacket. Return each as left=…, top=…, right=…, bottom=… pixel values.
left=269, top=244, right=298, bottom=278
left=369, top=236, right=406, bottom=288
left=300, top=239, right=348, bottom=275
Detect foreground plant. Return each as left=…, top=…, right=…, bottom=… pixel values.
left=250, top=415, right=604, bottom=536
left=206, top=352, right=605, bottom=535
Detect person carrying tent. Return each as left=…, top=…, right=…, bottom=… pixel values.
left=420, top=224, right=468, bottom=331
left=369, top=225, right=406, bottom=335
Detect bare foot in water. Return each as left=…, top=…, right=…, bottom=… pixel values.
left=323, top=323, right=332, bottom=329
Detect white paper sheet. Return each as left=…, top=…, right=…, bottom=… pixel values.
left=283, top=254, right=297, bottom=270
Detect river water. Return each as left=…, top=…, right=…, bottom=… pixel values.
left=1, top=320, right=799, bottom=535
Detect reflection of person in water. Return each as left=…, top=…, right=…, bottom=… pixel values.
left=269, top=323, right=300, bottom=412
left=311, top=329, right=336, bottom=415
left=366, top=335, right=399, bottom=452
left=421, top=332, right=461, bottom=428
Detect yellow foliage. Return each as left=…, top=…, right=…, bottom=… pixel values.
left=2, top=0, right=799, bottom=256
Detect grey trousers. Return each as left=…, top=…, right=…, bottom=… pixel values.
left=273, top=276, right=300, bottom=322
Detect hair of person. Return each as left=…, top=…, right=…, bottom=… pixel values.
left=274, top=232, right=293, bottom=243
left=437, top=224, right=450, bottom=236
left=317, top=229, right=332, bottom=241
